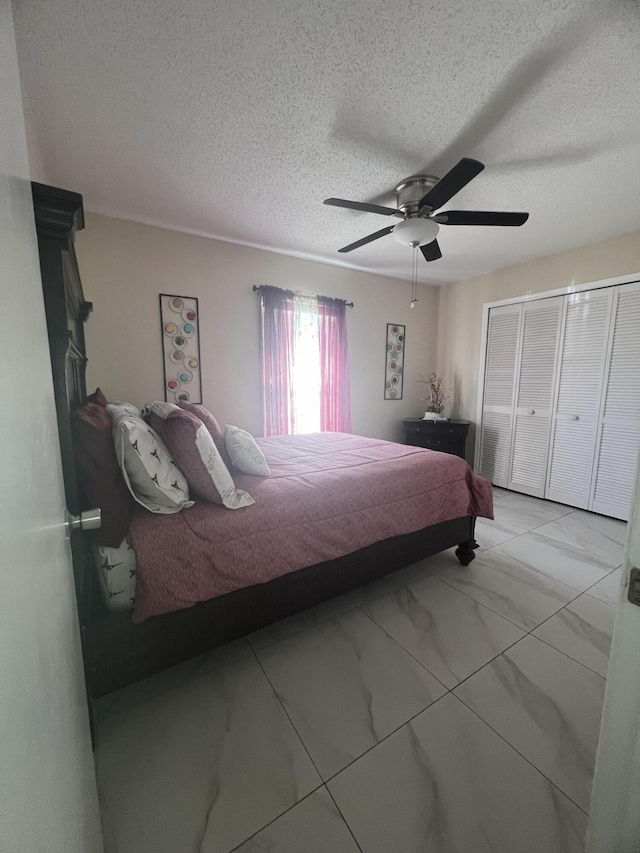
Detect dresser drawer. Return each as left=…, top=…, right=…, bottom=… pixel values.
left=402, top=419, right=470, bottom=460
left=407, top=435, right=463, bottom=455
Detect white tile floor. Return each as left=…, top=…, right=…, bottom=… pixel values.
left=95, top=489, right=627, bottom=852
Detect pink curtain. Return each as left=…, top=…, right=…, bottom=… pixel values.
left=318, top=296, right=352, bottom=433
left=260, top=287, right=296, bottom=436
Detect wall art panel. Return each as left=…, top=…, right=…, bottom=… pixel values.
left=159, top=294, right=203, bottom=404
left=384, top=323, right=405, bottom=400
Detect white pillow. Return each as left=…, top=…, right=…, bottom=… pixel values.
left=92, top=536, right=137, bottom=612
left=224, top=424, right=271, bottom=476
left=107, top=403, right=193, bottom=514
left=110, top=401, right=141, bottom=416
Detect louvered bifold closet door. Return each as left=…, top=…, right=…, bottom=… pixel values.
left=590, top=281, right=640, bottom=520
left=479, top=303, right=521, bottom=486
left=546, top=289, right=614, bottom=508
left=508, top=296, right=562, bottom=497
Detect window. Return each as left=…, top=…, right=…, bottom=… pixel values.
left=259, top=287, right=351, bottom=436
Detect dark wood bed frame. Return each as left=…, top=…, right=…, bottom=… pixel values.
left=34, top=181, right=477, bottom=702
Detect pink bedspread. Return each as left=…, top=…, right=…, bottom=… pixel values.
left=129, top=433, right=493, bottom=622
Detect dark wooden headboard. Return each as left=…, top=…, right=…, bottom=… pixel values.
left=32, top=182, right=98, bottom=627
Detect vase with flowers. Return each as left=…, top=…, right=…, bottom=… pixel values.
left=417, top=373, right=451, bottom=420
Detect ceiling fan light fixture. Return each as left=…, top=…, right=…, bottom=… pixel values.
left=393, top=217, right=439, bottom=247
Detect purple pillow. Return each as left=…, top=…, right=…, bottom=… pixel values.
left=86, top=387, right=109, bottom=407
left=178, top=402, right=223, bottom=442
left=177, top=401, right=233, bottom=469
left=72, top=402, right=133, bottom=547
left=146, top=403, right=254, bottom=508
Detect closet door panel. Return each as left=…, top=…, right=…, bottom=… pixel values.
left=546, top=289, right=613, bottom=508
left=479, top=304, right=521, bottom=486
left=547, top=420, right=600, bottom=509
left=591, top=282, right=640, bottom=520
left=554, top=292, right=612, bottom=419
left=508, top=297, right=562, bottom=496
left=592, top=423, right=640, bottom=520
left=479, top=411, right=513, bottom=484
left=510, top=415, right=553, bottom=493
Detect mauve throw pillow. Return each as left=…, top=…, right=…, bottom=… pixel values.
left=72, top=402, right=133, bottom=547
left=177, top=400, right=234, bottom=469
left=86, top=387, right=108, bottom=407
left=145, top=402, right=254, bottom=508
left=177, top=402, right=223, bottom=442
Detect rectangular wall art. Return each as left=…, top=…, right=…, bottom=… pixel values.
left=159, top=294, right=203, bottom=404
left=384, top=323, right=405, bottom=399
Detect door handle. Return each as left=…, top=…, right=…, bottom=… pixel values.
left=570, top=415, right=580, bottom=421
left=527, top=409, right=535, bottom=415
left=65, top=508, right=102, bottom=537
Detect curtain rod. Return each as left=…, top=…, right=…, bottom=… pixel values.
left=252, top=284, right=353, bottom=308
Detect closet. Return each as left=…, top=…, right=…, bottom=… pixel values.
left=478, top=280, right=640, bottom=521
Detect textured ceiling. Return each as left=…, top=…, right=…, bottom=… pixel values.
left=13, top=0, right=640, bottom=284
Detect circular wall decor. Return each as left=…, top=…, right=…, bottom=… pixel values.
left=166, top=378, right=180, bottom=391
left=187, top=357, right=199, bottom=369
left=169, top=349, right=185, bottom=363
left=173, top=335, right=187, bottom=349
left=176, top=390, right=190, bottom=402
left=182, top=323, right=195, bottom=337
left=163, top=322, right=177, bottom=335
left=178, top=370, right=193, bottom=384
left=170, top=297, right=184, bottom=312
left=183, top=308, right=197, bottom=322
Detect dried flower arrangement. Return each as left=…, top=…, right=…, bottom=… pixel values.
left=417, top=372, right=451, bottom=415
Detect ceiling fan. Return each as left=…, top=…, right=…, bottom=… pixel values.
left=324, top=158, right=529, bottom=262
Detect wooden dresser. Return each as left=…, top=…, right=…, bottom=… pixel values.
left=403, top=418, right=470, bottom=460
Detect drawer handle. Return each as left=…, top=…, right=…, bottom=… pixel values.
left=527, top=409, right=535, bottom=415
left=570, top=414, right=579, bottom=421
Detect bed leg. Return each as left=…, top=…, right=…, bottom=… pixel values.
left=455, top=540, right=476, bottom=566
left=455, top=519, right=478, bottom=566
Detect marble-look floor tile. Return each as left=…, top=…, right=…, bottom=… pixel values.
left=347, top=557, right=434, bottom=606
left=535, top=510, right=627, bottom=566
left=533, top=594, right=616, bottom=677
left=585, top=566, right=624, bottom=607
left=256, top=608, right=446, bottom=780
left=96, top=656, right=320, bottom=853
left=434, top=547, right=578, bottom=631
left=491, top=531, right=617, bottom=592
left=96, top=637, right=252, bottom=721
left=328, top=694, right=586, bottom=853
left=248, top=594, right=354, bottom=651
left=494, top=488, right=572, bottom=514
left=455, top=635, right=606, bottom=812
left=474, top=516, right=521, bottom=549
left=233, top=788, right=359, bottom=853
left=362, top=575, right=524, bottom=689
left=491, top=492, right=574, bottom=534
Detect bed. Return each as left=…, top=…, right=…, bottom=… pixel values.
left=34, top=180, right=491, bottom=702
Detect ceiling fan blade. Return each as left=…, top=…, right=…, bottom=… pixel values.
left=338, top=225, right=395, bottom=253
left=324, top=198, right=402, bottom=217
left=439, top=210, right=529, bottom=226
left=418, top=158, right=485, bottom=212
left=420, top=240, right=442, bottom=262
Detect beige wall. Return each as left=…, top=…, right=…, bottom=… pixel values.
left=77, top=213, right=439, bottom=442
left=437, top=228, right=640, bottom=461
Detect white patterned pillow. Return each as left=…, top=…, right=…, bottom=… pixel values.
left=108, top=403, right=193, bottom=514
left=110, top=401, right=141, bottom=416
left=92, top=536, right=137, bottom=612
left=224, top=424, right=271, bottom=476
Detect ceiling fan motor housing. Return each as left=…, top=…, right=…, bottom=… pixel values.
left=394, top=175, right=439, bottom=216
